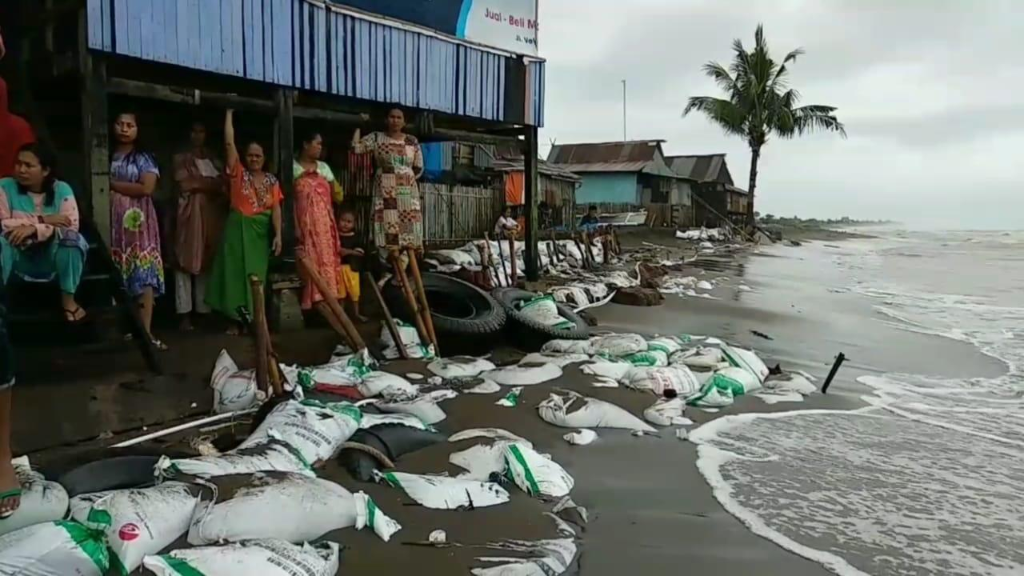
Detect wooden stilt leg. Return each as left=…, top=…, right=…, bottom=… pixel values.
left=391, top=250, right=431, bottom=349
left=367, top=271, right=409, bottom=359
left=406, top=248, right=439, bottom=354
left=508, top=234, right=518, bottom=284
left=298, top=257, right=366, bottom=351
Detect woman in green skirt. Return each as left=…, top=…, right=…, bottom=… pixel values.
left=205, top=109, right=283, bottom=333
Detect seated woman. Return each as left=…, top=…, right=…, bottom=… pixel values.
left=0, top=143, right=88, bottom=322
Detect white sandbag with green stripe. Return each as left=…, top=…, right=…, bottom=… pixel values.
left=0, top=520, right=108, bottom=576
left=188, top=473, right=401, bottom=546
left=503, top=442, right=574, bottom=498
left=518, top=295, right=575, bottom=330
left=68, top=482, right=202, bottom=576
left=156, top=439, right=314, bottom=480
left=720, top=343, right=769, bottom=384
left=143, top=540, right=339, bottom=576
left=377, top=471, right=510, bottom=510
left=238, top=400, right=362, bottom=465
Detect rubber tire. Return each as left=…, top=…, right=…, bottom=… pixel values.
left=494, top=288, right=591, bottom=341
left=384, top=273, right=506, bottom=336
left=57, top=455, right=162, bottom=497
left=338, top=423, right=446, bottom=482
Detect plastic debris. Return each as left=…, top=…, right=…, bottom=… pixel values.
left=377, top=472, right=510, bottom=510
left=406, top=372, right=425, bottom=380
left=563, top=429, right=597, bottom=446
left=429, top=530, right=448, bottom=545
left=495, top=387, right=524, bottom=407
left=143, top=540, right=339, bottom=576
left=675, top=429, right=689, bottom=440
left=538, top=391, right=656, bottom=433
left=382, top=321, right=434, bottom=360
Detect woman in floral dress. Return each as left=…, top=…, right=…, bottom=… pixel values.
left=293, top=131, right=343, bottom=311
left=110, top=112, right=165, bottom=349
left=351, top=108, right=424, bottom=265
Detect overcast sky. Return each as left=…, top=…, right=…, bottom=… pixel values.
left=538, top=0, right=1022, bottom=229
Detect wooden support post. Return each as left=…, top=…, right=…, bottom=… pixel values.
left=275, top=89, right=296, bottom=254
left=524, top=126, right=540, bottom=280
left=249, top=279, right=270, bottom=395
left=405, top=248, right=439, bottom=354
left=367, top=272, right=409, bottom=360
left=508, top=234, right=518, bottom=284
left=298, top=257, right=365, bottom=351
left=581, top=230, right=598, bottom=267
left=390, top=251, right=430, bottom=348
left=80, top=38, right=109, bottom=245
left=549, top=230, right=560, bottom=262
left=475, top=242, right=494, bottom=289
left=492, top=232, right=510, bottom=286
left=572, top=235, right=589, bottom=270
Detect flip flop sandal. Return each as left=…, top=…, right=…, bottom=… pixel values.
left=0, top=488, right=22, bottom=519
left=63, top=306, right=87, bottom=323
left=149, top=338, right=169, bottom=351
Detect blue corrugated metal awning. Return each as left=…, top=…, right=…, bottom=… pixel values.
left=85, top=0, right=544, bottom=126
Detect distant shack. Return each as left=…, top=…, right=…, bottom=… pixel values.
left=666, top=154, right=749, bottom=228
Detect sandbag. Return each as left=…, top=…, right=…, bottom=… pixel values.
left=427, top=357, right=496, bottom=378
left=189, top=473, right=401, bottom=545
left=686, top=380, right=735, bottom=408
left=0, top=457, right=69, bottom=536
left=643, top=398, right=689, bottom=426
left=720, top=344, right=770, bottom=383
left=430, top=249, right=477, bottom=267
left=68, top=482, right=201, bottom=574
left=764, top=372, right=818, bottom=395
left=238, top=400, right=362, bottom=465
left=449, top=429, right=532, bottom=445
left=377, top=393, right=450, bottom=425
left=540, top=338, right=595, bottom=355
left=590, top=333, right=647, bottom=357
left=210, top=350, right=265, bottom=414
left=340, top=425, right=446, bottom=482
left=712, top=367, right=762, bottom=396
left=449, top=442, right=511, bottom=481
left=143, top=540, right=339, bottom=576
left=381, top=320, right=434, bottom=360
left=646, top=336, right=683, bottom=357
left=156, top=440, right=313, bottom=480
left=360, top=412, right=430, bottom=430
left=295, top=350, right=375, bottom=391
left=517, top=295, right=574, bottom=330
left=358, top=371, right=418, bottom=399
left=537, top=391, right=655, bottom=433
left=484, top=362, right=563, bottom=386
left=518, top=352, right=590, bottom=368
left=503, top=443, right=574, bottom=498
left=377, top=472, right=509, bottom=510
left=670, top=347, right=727, bottom=370
left=621, top=350, right=669, bottom=367
left=580, top=359, right=632, bottom=381
left=621, top=366, right=702, bottom=397
left=563, top=429, right=598, bottom=446
left=0, top=520, right=109, bottom=576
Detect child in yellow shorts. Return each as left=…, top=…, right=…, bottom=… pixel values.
left=337, top=207, right=367, bottom=322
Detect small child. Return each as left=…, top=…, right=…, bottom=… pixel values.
left=337, top=207, right=367, bottom=322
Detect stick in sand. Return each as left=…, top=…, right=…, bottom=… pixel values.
left=248, top=276, right=285, bottom=397
left=236, top=305, right=269, bottom=395
left=581, top=230, right=598, bottom=267
left=488, top=232, right=510, bottom=286
left=482, top=234, right=503, bottom=287
left=405, top=247, right=439, bottom=354
left=298, top=257, right=366, bottom=351
left=474, top=241, right=494, bottom=289
left=508, top=234, right=518, bottom=284
left=367, top=271, right=409, bottom=359
left=390, top=250, right=431, bottom=348
left=572, top=234, right=589, bottom=270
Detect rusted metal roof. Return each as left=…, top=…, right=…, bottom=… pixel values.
left=546, top=140, right=688, bottom=179
left=667, top=154, right=748, bottom=194
left=492, top=159, right=581, bottom=182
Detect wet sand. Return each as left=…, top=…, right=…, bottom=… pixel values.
left=30, top=237, right=1010, bottom=575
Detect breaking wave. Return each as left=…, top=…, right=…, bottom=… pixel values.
left=690, top=236, right=1024, bottom=575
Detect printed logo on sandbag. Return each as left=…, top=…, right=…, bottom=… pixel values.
left=118, top=523, right=141, bottom=541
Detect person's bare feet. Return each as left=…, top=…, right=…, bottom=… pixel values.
left=0, top=459, right=21, bottom=518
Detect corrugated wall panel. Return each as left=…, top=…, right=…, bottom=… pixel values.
left=87, top=0, right=544, bottom=125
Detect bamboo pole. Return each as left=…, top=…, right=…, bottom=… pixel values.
left=508, top=234, right=518, bottom=284
left=298, top=257, right=366, bottom=351
left=249, top=276, right=284, bottom=397
left=367, top=271, right=409, bottom=359
left=405, top=248, right=439, bottom=354
left=475, top=241, right=494, bottom=289
left=572, top=235, right=590, bottom=270
left=482, top=235, right=503, bottom=287
left=581, top=230, right=598, bottom=267
left=390, top=250, right=431, bottom=348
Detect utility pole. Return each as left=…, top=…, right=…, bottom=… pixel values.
left=621, top=79, right=627, bottom=141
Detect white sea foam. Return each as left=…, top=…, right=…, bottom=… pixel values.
left=691, top=236, right=1024, bottom=575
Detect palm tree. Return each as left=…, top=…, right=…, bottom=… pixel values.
left=683, top=25, right=846, bottom=226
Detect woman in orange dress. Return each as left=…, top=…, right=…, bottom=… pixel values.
left=293, top=131, right=344, bottom=311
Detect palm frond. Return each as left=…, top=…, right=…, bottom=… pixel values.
left=790, top=104, right=847, bottom=138
left=702, top=61, right=738, bottom=94
left=683, top=96, right=747, bottom=137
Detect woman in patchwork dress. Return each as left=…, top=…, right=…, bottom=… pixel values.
left=351, top=108, right=424, bottom=268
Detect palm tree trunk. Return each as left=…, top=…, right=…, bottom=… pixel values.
left=746, top=144, right=761, bottom=227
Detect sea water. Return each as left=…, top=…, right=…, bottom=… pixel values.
left=690, top=230, right=1024, bottom=575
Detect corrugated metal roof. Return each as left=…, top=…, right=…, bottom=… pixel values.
left=492, top=159, right=581, bottom=182
left=547, top=140, right=664, bottom=166
left=665, top=154, right=727, bottom=181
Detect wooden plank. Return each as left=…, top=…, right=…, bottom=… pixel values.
left=184, top=0, right=200, bottom=69
left=140, top=0, right=157, bottom=62
left=261, top=0, right=274, bottom=82
left=524, top=126, right=539, bottom=280
left=276, top=89, right=296, bottom=253
left=162, top=0, right=178, bottom=64
left=272, top=0, right=293, bottom=85
left=315, top=4, right=327, bottom=91
left=229, top=0, right=245, bottom=75
left=218, top=0, right=233, bottom=74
